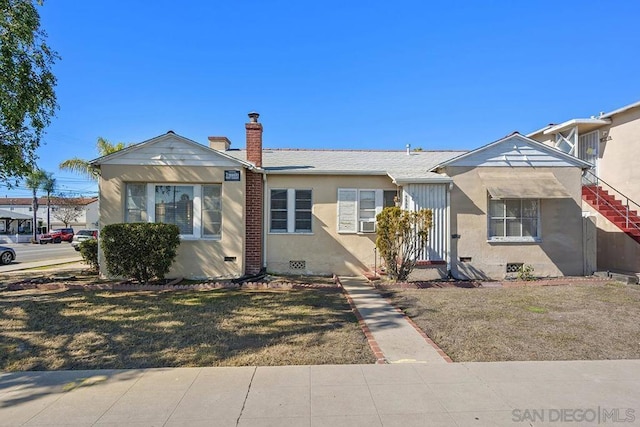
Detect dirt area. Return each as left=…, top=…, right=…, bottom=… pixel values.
left=382, top=281, right=640, bottom=362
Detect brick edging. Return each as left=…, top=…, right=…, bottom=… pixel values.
left=334, top=275, right=387, bottom=364
left=386, top=300, right=453, bottom=363
left=5, top=280, right=341, bottom=292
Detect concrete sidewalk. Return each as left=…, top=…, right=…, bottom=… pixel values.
left=340, top=276, right=447, bottom=364
left=0, top=257, right=83, bottom=274
left=1, top=361, right=638, bottom=426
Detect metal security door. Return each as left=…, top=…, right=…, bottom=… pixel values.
left=579, top=131, right=599, bottom=184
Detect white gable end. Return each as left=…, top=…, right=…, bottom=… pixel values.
left=446, top=134, right=584, bottom=168
left=100, top=134, right=244, bottom=167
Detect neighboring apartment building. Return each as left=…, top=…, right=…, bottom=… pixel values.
left=92, top=113, right=593, bottom=281
left=0, top=197, right=98, bottom=237
left=528, top=100, right=640, bottom=274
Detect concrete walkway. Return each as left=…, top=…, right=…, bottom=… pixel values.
left=340, top=276, right=447, bottom=364
left=1, top=361, right=638, bottom=426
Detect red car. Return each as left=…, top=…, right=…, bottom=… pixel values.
left=39, top=228, right=75, bottom=244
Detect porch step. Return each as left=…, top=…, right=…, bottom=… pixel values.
left=582, top=185, right=640, bottom=244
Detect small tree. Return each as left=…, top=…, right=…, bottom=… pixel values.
left=375, top=207, right=432, bottom=281
left=51, top=195, right=84, bottom=227
left=101, top=223, right=180, bottom=284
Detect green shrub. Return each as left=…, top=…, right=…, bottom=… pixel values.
left=376, top=207, right=432, bottom=281
left=79, top=239, right=99, bottom=271
left=101, top=223, right=181, bottom=284
left=517, top=264, right=535, bottom=281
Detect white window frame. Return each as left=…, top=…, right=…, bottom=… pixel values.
left=125, top=183, right=223, bottom=240
left=201, top=184, right=223, bottom=239
left=269, top=188, right=313, bottom=234
left=487, top=197, right=541, bottom=243
left=337, top=188, right=384, bottom=234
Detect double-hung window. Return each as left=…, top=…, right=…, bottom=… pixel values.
left=124, top=183, right=222, bottom=239
left=269, top=189, right=313, bottom=233
left=201, top=185, right=222, bottom=238
left=338, top=189, right=397, bottom=233
left=488, top=198, right=540, bottom=241
left=125, top=183, right=147, bottom=222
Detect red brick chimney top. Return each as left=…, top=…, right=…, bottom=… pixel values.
left=245, top=112, right=263, bottom=167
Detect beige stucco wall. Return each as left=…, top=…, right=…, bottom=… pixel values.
left=264, top=174, right=397, bottom=276
left=99, top=165, right=246, bottom=279
left=596, top=106, right=640, bottom=204
left=583, top=202, right=640, bottom=273
left=446, top=166, right=585, bottom=279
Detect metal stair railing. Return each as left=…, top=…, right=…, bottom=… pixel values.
left=583, top=170, right=640, bottom=231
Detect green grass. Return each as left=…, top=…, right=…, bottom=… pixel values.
left=383, top=282, right=640, bottom=362
left=0, top=288, right=375, bottom=371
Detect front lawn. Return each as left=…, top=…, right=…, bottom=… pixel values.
left=383, top=282, right=640, bottom=362
left=0, top=288, right=375, bottom=371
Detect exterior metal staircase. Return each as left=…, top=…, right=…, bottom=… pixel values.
left=582, top=171, right=640, bottom=244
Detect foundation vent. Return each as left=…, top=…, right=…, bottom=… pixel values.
left=289, top=260, right=306, bottom=270
left=506, top=263, right=524, bottom=273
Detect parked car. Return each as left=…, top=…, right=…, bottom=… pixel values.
left=71, top=229, right=99, bottom=251
left=0, top=245, right=16, bottom=265
left=39, top=228, right=75, bottom=244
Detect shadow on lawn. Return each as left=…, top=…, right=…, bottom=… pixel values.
left=0, top=288, right=363, bottom=376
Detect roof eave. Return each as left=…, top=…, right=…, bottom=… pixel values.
left=264, top=169, right=389, bottom=176
left=600, top=100, right=640, bottom=119
left=90, top=133, right=255, bottom=170
left=389, top=176, right=453, bottom=185
left=541, top=118, right=611, bottom=135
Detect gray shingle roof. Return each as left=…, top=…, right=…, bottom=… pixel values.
left=226, top=149, right=465, bottom=182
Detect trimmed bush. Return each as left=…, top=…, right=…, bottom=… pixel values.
left=376, top=207, right=432, bottom=282
left=79, top=239, right=99, bottom=271
left=101, top=223, right=180, bottom=284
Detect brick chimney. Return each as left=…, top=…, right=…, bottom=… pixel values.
left=208, top=136, right=231, bottom=151
left=244, top=111, right=263, bottom=275
left=246, top=111, right=263, bottom=167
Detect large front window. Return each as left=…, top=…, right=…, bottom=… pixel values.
left=124, top=183, right=222, bottom=239
left=489, top=199, right=540, bottom=241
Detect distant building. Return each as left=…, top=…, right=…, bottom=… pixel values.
left=0, top=197, right=98, bottom=240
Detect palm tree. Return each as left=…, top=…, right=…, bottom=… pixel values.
left=59, top=137, right=126, bottom=180
left=42, top=172, right=56, bottom=232
left=25, top=169, right=47, bottom=242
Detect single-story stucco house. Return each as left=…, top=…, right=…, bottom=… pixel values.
left=92, top=112, right=595, bottom=280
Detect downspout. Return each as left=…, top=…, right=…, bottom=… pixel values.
left=446, top=181, right=452, bottom=276
left=262, top=172, right=268, bottom=270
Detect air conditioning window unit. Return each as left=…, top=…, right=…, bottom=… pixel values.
left=360, top=221, right=376, bottom=233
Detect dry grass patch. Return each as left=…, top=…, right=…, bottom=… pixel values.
left=0, top=288, right=375, bottom=371
left=383, top=282, right=640, bottom=362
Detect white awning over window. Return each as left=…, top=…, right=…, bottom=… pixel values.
left=479, top=171, right=571, bottom=199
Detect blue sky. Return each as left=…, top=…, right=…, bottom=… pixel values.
left=2, top=0, right=640, bottom=197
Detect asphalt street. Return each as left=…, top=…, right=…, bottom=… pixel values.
left=0, top=242, right=79, bottom=272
